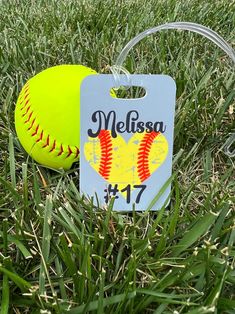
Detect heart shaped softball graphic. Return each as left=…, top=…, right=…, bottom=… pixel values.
left=84, top=130, right=169, bottom=194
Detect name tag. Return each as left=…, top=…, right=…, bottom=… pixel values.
left=80, top=74, right=176, bottom=211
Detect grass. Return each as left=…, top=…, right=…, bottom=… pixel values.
left=0, top=0, right=235, bottom=313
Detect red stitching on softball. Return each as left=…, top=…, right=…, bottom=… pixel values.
left=19, top=83, right=80, bottom=161
left=75, top=146, right=80, bottom=158
left=21, top=99, right=30, bottom=111
left=42, top=135, right=50, bottom=148
left=32, top=124, right=39, bottom=137
left=49, top=140, right=56, bottom=152
left=137, top=131, right=160, bottom=183
left=28, top=118, right=35, bottom=130
left=36, top=130, right=43, bottom=143
left=66, top=145, right=72, bottom=158
left=22, top=105, right=30, bottom=117
left=23, top=89, right=29, bottom=96
left=57, top=144, right=64, bottom=156
left=98, top=130, right=112, bottom=180
left=24, top=112, right=33, bottom=124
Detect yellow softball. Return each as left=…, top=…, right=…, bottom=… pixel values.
left=15, top=64, right=97, bottom=169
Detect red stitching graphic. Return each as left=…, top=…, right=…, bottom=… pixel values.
left=98, top=130, right=112, bottom=180
left=18, top=82, right=80, bottom=161
left=137, top=131, right=160, bottom=183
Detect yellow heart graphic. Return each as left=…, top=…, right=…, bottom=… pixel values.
left=84, top=130, right=169, bottom=193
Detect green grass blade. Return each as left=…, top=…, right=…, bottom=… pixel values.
left=0, top=274, right=9, bottom=314
left=172, top=211, right=218, bottom=256
left=0, top=266, right=31, bottom=291
left=8, top=133, right=16, bottom=189
left=39, top=195, right=53, bottom=295
left=65, top=291, right=136, bottom=314
left=0, top=232, right=32, bottom=259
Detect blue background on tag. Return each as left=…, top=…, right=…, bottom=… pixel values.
left=80, top=74, right=176, bottom=211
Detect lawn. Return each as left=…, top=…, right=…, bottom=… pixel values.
left=0, top=0, right=235, bottom=313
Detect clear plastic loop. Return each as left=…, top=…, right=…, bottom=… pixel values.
left=109, top=65, right=131, bottom=89
left=224, top=133, right=235, bottom=157
left=112, top=22, right=235, bottom=157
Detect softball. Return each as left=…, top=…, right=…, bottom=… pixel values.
left=15, top=64, right=97, bottom=169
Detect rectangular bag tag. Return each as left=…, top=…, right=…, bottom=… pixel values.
left=80, top=74, right=176, bottom=211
